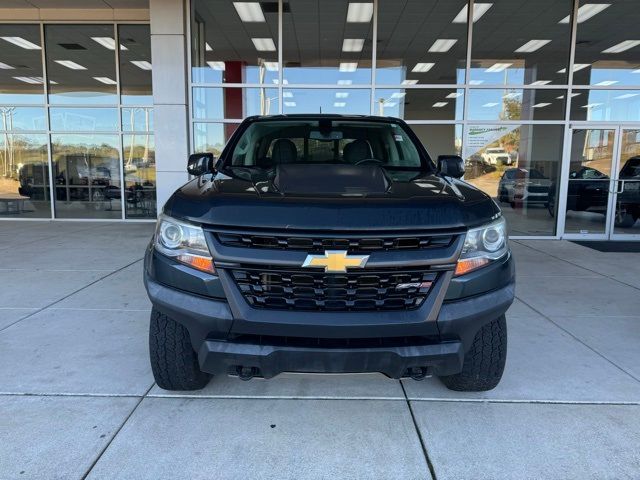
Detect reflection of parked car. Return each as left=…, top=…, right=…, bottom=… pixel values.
left=616, top=156, right=640, bottom=227
left=481, top=148, right=512, bottom=166
left=498, top=168, right=551, bottom=208
left=18, top=162, right=49, bottom=200
left=547, top=166, right=609, bottom=219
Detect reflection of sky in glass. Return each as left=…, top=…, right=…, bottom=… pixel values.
left=0, top=107, right=46, bottom=131
left=49, top=108, right=119, bottom=132
left=193, top=88, right=279, bottom=119
left=282, top=89, right=370, bottom=115
left=571, top=90, right=640, bottom=122
left=283, top=67, right=371, bottom=85
left=376, top=67, right=466, bottom=85
left=576, top=67, right=640, bottom=87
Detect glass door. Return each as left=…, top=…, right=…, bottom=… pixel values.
left=561, top=127, right=618, bottom=238
left=611, top=129, right=640, bottom=238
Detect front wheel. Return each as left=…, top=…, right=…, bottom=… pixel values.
left=439, top=315, right=507, bottom=392
left=149, top=308, right=211, bottom=390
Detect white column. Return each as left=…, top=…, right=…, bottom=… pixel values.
left=150, top=0, right=190, bottom=214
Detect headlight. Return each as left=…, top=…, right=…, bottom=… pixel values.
left=154, top=214, right=215, bottom=274
left=455, top=217, right=508, bottom=276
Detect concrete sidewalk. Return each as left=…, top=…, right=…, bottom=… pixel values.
left=0, top=221, right=639, bottom=479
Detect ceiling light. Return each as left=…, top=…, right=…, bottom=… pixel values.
left=594, top=80, right=618, bottom=86
left=0, top=62, right=14, bottom=69
left=556, top=93, right=581, bottom=99
left=233, top=2, right=266, bottom=22
left=503, top=92, right=522, bottom=99
left=383, top=101, right=397, bottom=107
left=131, top=60, right=152, bottom=70
left=337, top=79, right=353, bottom=85
left=469, top=80, right=484, bottom=85
left=13, top=76, right=44, bottom=84
left=334, top=102, right=346, bottom=107
left=347, top=3, right=374, bottom=23
left=602, top=40, right=640, bottom=54
left=559, top=3, right=610, bottom=24
left=251, top=38, right=276, bottom=51
left=284, top=101, right=296, bottom=107
left=557, top=63, right=591, bottom=73
left=207, top=61, right=226, bottom=70
left=339, top=62, right=358, bottom=72
left=1, top=36, right=40, bottom=50
left=205, top=42, right=213, bottom=51
left=515, top=39, right=551, bottom=53
left=54, top=60, right=86, bottom=70
left=390, top=92, right=406, bottom=98
left=582, top=103, right=603, bottom=108
left=529, top=80, right=551, bottom=85
left=532, top=103, right=551, bottom=108
left=411, top=62, right=435, bottom=73
left=614, top=93, right=639, bottom=99
left=482, top=102, right=499, bottom=107
left=446, top=92, right=463, bottom=98
left=432, top=102, right=448, bottom=107
left=401, top=79, right=418, bottom=85
left=283, top=92, right=293, bottom=98
left=342, top=38, right=365, bottom=52
left=263, top=61, right=278, bottom=71
left=485, top=62, right=512, bottom=73
left=452, top=3, right=493, bottom=23
left=428, top=39, right=458, bottom=53
left=93, top=76, right=117, bottom=85
left=335, top=92, right=349, bottom=98
left=91, top=37, right=127, bottom=51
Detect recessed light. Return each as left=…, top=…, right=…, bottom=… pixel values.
left=347, top=3, right=374, bottom=23
left=452, top=3, right=493, bottom=23
left=93, top=76, right=117, bottom=85
left=503, top=92, right=522, bottom=99
left=557, top=63, right=590, bottom=73
left=428, top=39, right=458, bottom=53
left=382, top=102, right=397, bottom=107
left=485, top=62, right=512, bottom=73
left=594, top=80, right=618, bottom=86
left=342, top=38, right=365, bottom=52
left=12, top=76, right=44, bottom=84
left=263, top=61, right=279, bottom=71
left=482, top=102, right=499, bottom=107
left=614, top=93, right=639, bottom=99
left=339, top=62, right=358, bottom=72
left=390, top=92, right=406, bottom=99
left=207, top=61, right=226, bottom=70
left=559, top=3, right=610, bottom=24
left=582, top=103, right=603, bottom=108
left=1, top=36, right=41, bottom=50
left=54, top=60, right=86, bottom=70
left=556, top=93, right=581, bottom=99
left=469, top=80, right=484, bottom=85
left=337, top=79, right=353, bottom=85
left=446, top=92, right=463, bottom=98
left=529, top=80, right=551, bottom=85
left=91, top=37, right=127, bottom=51
left=602, top=40, right=640, bottom=54
left=0, top=62, right=14, bottom=69
left=333, top=102, right=346, bottom=107
left=284, top=101, right=296, bottom=107
left=401, top=79, right=419, bottom=85
left=411, top=62, right=435, bottom=73
left=335, top=92, right=349, bottom=98
left=131, top=60, right=152, bottom=70
left=515, top=40, right=551, bottom=53
left=283, top=92, right=293, bottom=98
left=251, top=38, right=276, bottom=51
left=532, top=103, right=551, bottom=108
left=205, top=42, right=213, bottom=51
left=432, top=102, right=448, bottom=107
left=233, top=2, right=266, bottom=22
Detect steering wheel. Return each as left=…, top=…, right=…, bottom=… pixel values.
left=354, top=158, right=384, bottom=166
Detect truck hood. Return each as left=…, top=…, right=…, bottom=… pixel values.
left=164, top=165, right=500, bottom=231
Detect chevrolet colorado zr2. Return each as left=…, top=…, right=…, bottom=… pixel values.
left=144, top=115, right=515, bottom=392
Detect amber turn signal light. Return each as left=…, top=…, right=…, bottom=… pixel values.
left=454, top=257, right=489, bottom=276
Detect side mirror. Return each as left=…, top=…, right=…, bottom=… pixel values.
left=187, top=152, right=215, bottom=176
left=437, top=155, right=465, bottom=179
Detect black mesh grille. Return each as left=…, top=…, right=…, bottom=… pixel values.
left=231, top=267, right=437, bottom=311
left=216, top=231, right=454, bottom=252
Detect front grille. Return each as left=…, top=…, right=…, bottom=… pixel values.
left=231, top=267, right=437, bottom=311
left=227, top=334, right=440, bottom=349
left=216, top=231, right=454, bottom=252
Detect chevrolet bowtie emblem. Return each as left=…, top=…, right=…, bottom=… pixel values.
left=302, top=250, right=370, bottom=273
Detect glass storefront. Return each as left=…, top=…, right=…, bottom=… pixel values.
left=0, top=23, right=155, bottom=219
left=189, top=0, right=640, bottom=238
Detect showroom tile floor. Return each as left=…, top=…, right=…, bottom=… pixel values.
left=0, top=221, right=639, bottom=480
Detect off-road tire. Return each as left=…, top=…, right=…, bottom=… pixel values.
left=439, top=315, right=507, bottom=392
left=149, top=308, right=211, bottom=390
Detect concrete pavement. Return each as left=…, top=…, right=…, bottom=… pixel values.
left=0, top=221, right=639, bottom=479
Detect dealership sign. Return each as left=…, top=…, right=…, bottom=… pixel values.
left=464, top=125, right=519, bottom=159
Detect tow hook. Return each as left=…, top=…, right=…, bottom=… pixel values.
left=236, top=366, right=259, bottom=381
left=409, top=367, right=431, bottom=381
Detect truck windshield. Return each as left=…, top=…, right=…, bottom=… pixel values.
left=224, top=119, right=430, bottom=170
